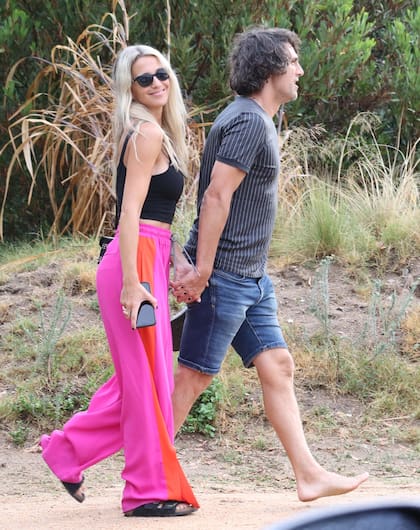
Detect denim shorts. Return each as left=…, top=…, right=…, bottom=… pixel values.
left=178, top=269, right=288, bottom=375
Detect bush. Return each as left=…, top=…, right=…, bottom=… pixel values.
left=1, top=0, right=418, bottom=240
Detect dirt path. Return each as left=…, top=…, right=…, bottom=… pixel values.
left=1, top=440, right=419, bottom=530
left=2, top=482, right=420, bottom=530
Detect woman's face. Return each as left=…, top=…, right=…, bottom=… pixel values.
left=131, top=55, right=170, bottom=113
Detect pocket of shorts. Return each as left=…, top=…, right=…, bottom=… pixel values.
left=212, top=269, right=248, bottom=285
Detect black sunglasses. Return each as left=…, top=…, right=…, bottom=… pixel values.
left=133, top=68, right=170, bottom=87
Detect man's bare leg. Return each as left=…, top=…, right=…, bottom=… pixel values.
left=254, top=348, right=369, bottom=501
left=173, top=364, right=213, bottom=434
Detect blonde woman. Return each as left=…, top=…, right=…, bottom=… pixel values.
left=40, top=45, right=199, bottom=518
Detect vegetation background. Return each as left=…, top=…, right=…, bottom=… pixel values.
left=0, top=0, right=418, bottom=471
left=0, top=0, right=419, bottom=240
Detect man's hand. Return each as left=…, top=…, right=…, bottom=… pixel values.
left=170, top=266, right=208, bottom=303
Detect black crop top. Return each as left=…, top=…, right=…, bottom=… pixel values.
left=115, top=135, right=184, bottom=226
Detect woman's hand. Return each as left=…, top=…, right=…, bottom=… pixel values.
left=170, top=267, right=208, bottom=304
left=120, top=281, right=158, bottom=329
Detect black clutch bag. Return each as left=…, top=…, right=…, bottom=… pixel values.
left=98, top=236, right=114, bottom=264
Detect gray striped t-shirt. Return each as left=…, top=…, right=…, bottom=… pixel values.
left=185, top=96, right=280, bottom=277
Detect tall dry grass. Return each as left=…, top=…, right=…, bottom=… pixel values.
left=342, top=117, right=420, bottom=268
left=272, top=113, right=420, bottom=269
left=1, top=0, right=208, bottom=242
left=2, top=5, right=127, bottom=241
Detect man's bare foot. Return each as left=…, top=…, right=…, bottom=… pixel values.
left=297, top=471, right=369, bottom=502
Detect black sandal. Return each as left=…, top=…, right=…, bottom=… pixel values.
left=61, top=476, right=85, bottom=503
left=124, top=500, right=196, bottom=517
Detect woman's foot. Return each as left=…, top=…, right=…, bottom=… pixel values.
left=61, top=477, right=85, bottom=503
left=124, top=500, right=197, bottom=517
left=39, top=436, right=85, bottom=503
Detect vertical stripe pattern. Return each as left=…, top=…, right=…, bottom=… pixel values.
left=185, top=96, right=280, bottom=277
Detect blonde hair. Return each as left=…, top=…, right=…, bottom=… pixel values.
left=112, top=45, right=188, bottom=178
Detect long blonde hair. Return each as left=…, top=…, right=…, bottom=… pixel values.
left=112, top=45, right=188, bottom=178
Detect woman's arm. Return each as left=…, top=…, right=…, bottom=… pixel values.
left=118, top=123, right=162, bottom=328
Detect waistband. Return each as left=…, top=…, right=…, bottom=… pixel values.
left=115, top=222, right=171, bottom=241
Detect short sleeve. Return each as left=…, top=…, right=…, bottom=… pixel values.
left=216, top=113, right=266, bottom=173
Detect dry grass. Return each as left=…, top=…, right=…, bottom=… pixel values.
left=61, top=262, right=97, bottom=295
left=400, top=307, right=420, bottom=363
left=1, top=0, right=209, bottom=242
left=2, top=11, right=121, bottom=240
left=272, top=113, right=420, bottom=269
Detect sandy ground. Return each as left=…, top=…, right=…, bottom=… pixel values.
left=1, top=442, right=419, bottom=530
left=2, top=479, right=420, bottom=529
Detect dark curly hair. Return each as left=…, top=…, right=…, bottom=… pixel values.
left=229, top=27, right=301, bottom=96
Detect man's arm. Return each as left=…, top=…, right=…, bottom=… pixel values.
left=171, top=160, right=246, bottom=302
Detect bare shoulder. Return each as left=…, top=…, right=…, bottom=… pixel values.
left=136, top=121, right=164, bottom=145
left=127, top=122, right=163, bottom=162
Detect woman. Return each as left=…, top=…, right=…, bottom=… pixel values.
left=40, top=45, right=199, bottom=517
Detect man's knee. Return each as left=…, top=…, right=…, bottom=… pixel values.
left=254, top=348, right=295, bottom=380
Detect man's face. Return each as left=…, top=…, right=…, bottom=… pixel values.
left=270, top=43, right=304, bottom=104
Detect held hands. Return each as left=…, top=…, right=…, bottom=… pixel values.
left=170, top=264, right=208, bottom=303
left=170, top=241, right=208, bottom=303
left=120, top=281, right=158, bottom=329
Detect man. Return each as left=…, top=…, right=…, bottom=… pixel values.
left=171, top=26, right=368, bottom=501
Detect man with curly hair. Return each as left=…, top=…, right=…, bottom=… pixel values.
left=171, top=27, right=369, bottom=501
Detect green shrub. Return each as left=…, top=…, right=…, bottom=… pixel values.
left=1, top=0, right=419, bottom=240
left=181, top=378, right=222, bottom=437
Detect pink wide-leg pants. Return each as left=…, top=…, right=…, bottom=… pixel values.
left=40, top=224, right=198, bottom=512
